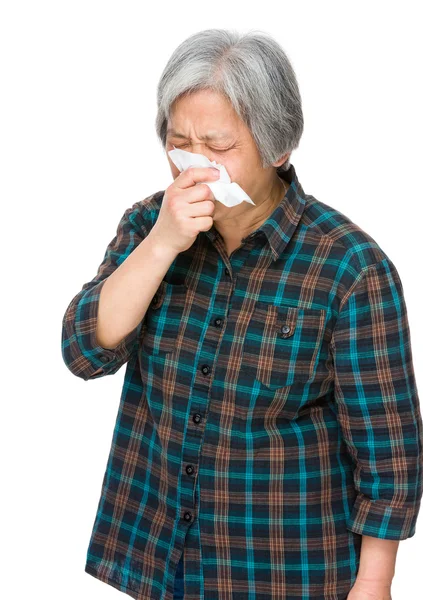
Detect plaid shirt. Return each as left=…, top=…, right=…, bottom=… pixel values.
left=61, top=163, right=423, bottom=600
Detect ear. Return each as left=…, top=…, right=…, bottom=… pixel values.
left=272, top=152, right=290, bottom=168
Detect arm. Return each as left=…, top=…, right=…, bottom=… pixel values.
left=347, top=535, right=399, bottom=598
left=356, top=534, right=399, bottom=583
left=330, top=256, right=423, bottom=595
left=330, top=256, right=423, bottom=542
left=331, top=256, right=423, bottom=592
left=61, top=199, right=177, bottom=381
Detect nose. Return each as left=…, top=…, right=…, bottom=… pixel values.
left=190, top=144, right=213, bottom=161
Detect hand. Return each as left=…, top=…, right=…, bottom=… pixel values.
left=347, top=577, right=392, bottom=599
left=149, top=166, right=220, bottom=255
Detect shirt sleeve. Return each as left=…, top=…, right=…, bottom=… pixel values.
left=330, top=256, right=423, bottom=540
left=61, top=201, right=150, bottom=381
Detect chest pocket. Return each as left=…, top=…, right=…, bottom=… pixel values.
left=141, top=279, right=188, bottom=355
left=241, top=303, right=327, bottom=389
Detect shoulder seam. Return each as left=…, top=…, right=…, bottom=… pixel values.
left=338, top=258, right=389, bottom=313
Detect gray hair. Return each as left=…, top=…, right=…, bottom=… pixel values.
left=155, top=28, right=304, bottom=170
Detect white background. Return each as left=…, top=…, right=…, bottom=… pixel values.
left=1, top=1, right=422, bottom=598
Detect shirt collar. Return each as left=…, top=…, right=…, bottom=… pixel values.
left=258, top=162, right=307, bottom=261
left=207, top=162, right=307, bottom=262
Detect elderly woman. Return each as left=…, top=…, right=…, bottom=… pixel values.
left=61, top=28, right=422, bottom=600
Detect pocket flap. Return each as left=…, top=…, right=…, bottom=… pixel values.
left=242, top=303, right=327, bottom=389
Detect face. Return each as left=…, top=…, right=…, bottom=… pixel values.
left=165, top=89, right=288, bottom=225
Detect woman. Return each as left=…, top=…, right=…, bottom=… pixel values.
left=62, top=28, right=422, bottom=599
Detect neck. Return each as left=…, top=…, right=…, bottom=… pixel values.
left=244, top=175, right=287, bottom=233
left=214, top=174, right=287, bottom=251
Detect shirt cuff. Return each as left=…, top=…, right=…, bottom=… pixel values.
left=346, top=491, right=421, bottom=540
left=73, top=278, right=142, bottom=380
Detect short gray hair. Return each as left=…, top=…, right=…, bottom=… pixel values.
left=155, top=28, right=304, bottom=170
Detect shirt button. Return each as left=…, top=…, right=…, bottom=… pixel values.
left=99, top=354, right=111, bottom=363
left=214, top=317, right=223, bottom=327
left=193, top=413, right=202, bottom=424
left=225, top=267, right=230, bottom=276
left=185, top=464, right=195, bottom=476
left=183, top=511, right=193, bottom=522
left=201, top=364, right=211, bottom=375
left=281, top=324, right=290, bottom=334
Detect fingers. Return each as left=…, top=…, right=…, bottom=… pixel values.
left=179, top=182, right=215, bottom=205
left=175, top=166, right=220, bottom=192
left=187, top=199, right=215, bottom=218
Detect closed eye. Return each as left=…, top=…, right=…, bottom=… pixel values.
left=173, top=144, right=232, bottom=153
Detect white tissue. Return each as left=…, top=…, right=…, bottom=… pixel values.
left=167, top=146, right=255, bottom=207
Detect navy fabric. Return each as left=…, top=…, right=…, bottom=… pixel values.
left=173, top=551, right=185, bottom=599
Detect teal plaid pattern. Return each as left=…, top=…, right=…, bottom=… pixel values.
left=61, top=163, right=423, bottom=599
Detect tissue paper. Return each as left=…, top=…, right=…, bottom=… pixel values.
left=168, top=146, right=255, bottom=207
